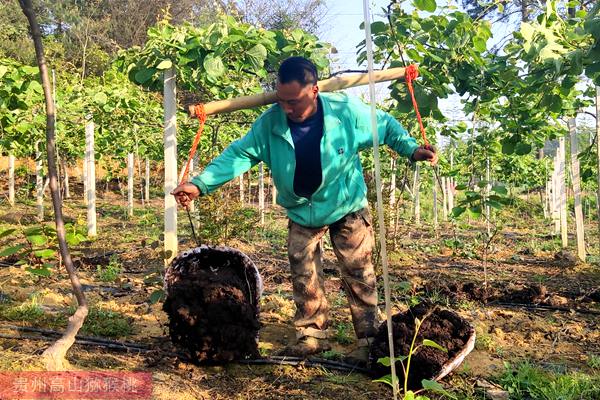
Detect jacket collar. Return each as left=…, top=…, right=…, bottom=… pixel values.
left=271, top=93, right=341, bottom=138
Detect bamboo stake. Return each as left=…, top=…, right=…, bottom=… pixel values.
left=163, top=67, right=178, bottom=265
left=189, top=67, right=409, bottom=117
left=559, top=137, right=568, bottom=248
left=259, top=162, right=265, bottom=224
left=8, top=153, right=15, bottom=206
left=85, top=120, right=96, bottom=237
left=568, top=118, right=586, bottom=261
left=127, top=153, right=134, bottom=218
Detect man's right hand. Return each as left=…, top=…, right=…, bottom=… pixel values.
left=171, top=183, right=201, bottom=208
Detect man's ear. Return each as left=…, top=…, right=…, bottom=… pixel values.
left=312, top=84, right=319, bottom=97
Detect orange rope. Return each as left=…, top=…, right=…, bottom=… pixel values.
left=180, top=104, right=207, bottom=185
left=404, top=64, right=430, bottom=148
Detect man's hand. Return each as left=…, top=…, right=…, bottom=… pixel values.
left=412, top=145, right=438, bottom=165
left=171, top=183, right=201, bottom=208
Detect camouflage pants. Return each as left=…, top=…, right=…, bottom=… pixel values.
left=287, top=207, right=378, bottom=340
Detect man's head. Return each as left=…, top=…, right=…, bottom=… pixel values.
left=276, top=57, right=319, bottom=123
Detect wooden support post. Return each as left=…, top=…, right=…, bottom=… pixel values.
left=188, top=158, right=195, bottom=213
left=127, top=153, right=134, bottom=218
left=413, top=164, right=420, bottom=224
left=259, top=162, right=265, bottom=224
left=559, top=137, right=568, bottom=248
left=389, top=157, right=396, bottom=207
left=552, top=156, right=560, bottom=235
left=432, top=170, right=438, bottom=231
left=145, top=158, right=150, bottom=204
left=8, top=153, right=15, bottom=206
left=62, top=158, right=70, bottom=199
left=163, top=67, right=178, bottom=264
left=596, top=86, right=600, bottom=255
left=568, top=118, right=586, bottom=261
left=441, top=176, right=448, bottom=221
left=85, top=120, right=96, bottom=237
left=239, top=173, right=244, bottom=204
left=485, top=158, right=491, bottom=236
left=35, top=140, right=44, bottom=221
left=447, top=176, right=454, bottom=214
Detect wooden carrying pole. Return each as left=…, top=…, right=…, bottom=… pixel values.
left=189, top=67, right=408, bottom=117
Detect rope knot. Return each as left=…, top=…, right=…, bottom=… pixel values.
left=405, top=64, right=419, bottom=82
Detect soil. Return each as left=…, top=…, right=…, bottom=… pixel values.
left=163, top=246, right=261, bottom=363
left=370, top=304, right=473, bottom=390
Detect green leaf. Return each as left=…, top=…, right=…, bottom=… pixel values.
left=66, top=232, right=81, bottom=246
left=451, top=206, right=466, bottom=217
left=585, top=62, right=600, bottom=76
left=155, top=59, right=173, bottom=70
left=203, top=54, right=225, bottom=78
left=515, top=142, right=532, bottom=155
left=520, top=22, right=535, bottom=42
left=33, top=249, right=55, bottom=259
left=421, top=379, right=457, bottom=399
left=27, top=234, right=47, bottom=246
left=377, top=355, right=408, bottom=367
left=414, top=0, right=436, bottom=12
left=93, top=92, right=108, bottom=106
left=134, top=67, right=155, bottom=84
left=0, top=228, right=16, bottom=240
left=0, top=65, right=7, bottom=79
left=423, top=339, right=447, bottom=352
left=501, top=140, right=515, bottom=155
left=246, top=44, right=268, bottom=70
left=486, top=199, right=503, bottom=210
left=455, top=184, right=467, bottom=191
left=491, top=185, right=508, bottom=195
left=149, top=289, right=165, bottom=304
left=0, top=244, right=25, bottom=257
left=468, top=205, right=482, bottom=218
left=26, top=266, right=52, bottom=277
left=473, top=36, right=487, bottom=52
left=370, top=21, right=388, bottom=34
left=372, top=374, right=395, bottom=388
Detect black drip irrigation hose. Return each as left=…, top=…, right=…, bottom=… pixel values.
left=0, top=325, right=371, bottom=374
left=489, top=302, right=600, bottom=316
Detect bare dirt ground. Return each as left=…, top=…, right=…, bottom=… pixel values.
left=0, top=182, right=599, bottom=399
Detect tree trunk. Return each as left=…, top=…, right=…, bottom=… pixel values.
left=239, top=172, right=245, bottom=204
left=85, top=120, right=96, bottom=237
left=8, top=153, right=15, bottom=206
left=389, top=157, right=396, bottom=207
left=441, top=176, right=448, bottom=220
left=163, top=67, right=178, bottom=264
left=19, top=0, right=88, bottom=371
left=568, top=118, right=586, bottom=261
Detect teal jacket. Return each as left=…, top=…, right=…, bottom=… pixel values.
left=191, top=92, right=419, bottom=227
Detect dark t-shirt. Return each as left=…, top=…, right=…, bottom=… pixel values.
left=288, top=98, right=324, bottom=198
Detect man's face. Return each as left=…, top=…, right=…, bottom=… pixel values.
left=276, top=80, right=319, bottom=123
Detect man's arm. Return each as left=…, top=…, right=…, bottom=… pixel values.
left=356, top=104, right=437, bottom=164
left=190, top=128, right=264, bottom=195
left=172, top=127, right=264, bottom=207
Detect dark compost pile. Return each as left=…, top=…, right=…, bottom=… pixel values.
left=370, top=305, right=473, bottom=389
left=163, top=246, right=263, bottom=363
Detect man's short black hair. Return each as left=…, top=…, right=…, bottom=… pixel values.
left=278, top=56, right=318, bottom=86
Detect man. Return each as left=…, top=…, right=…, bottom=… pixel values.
left=172, top=56, right=437, bottom=364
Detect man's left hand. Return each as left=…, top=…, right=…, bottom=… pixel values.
left=412, top=145, right=438, bottom=165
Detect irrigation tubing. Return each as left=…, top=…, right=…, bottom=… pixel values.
left=0, top=328, right=371, bottom=374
